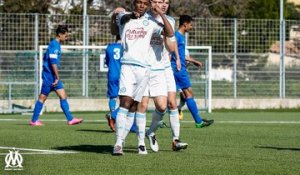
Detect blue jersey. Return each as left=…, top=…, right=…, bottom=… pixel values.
left=42, top=39, right=61, bottom=85
left=171, top=31, right=186, bottom=70
left=105, top=42, right=123, bottom=98
left=105, top=42, right=122, bottom=81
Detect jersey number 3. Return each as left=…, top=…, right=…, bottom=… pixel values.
left=113, top=48, right=121, bottom=60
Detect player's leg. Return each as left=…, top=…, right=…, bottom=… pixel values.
left=168, top=87, right=188, bottom=151
left=113, top=64, right=137, bottom=155
left=30, top=93, right=48, bottom=126
left=135, top=97, right=149, bottom=154
left=121, top=101, right=139, bottom=144
left=146, top=71, right=168, bottom=152
left=106, top=81, right=119, bottom=131
left=30, top=82, right=51, bottom=126
left=55, top=81, right=83, bottom=125
left=182, top=87, right=214, bottom=128
left=177, top=90, right=186, bottom=120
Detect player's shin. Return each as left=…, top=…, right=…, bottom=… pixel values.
left=122, top=112, right=135, bottom=142
left=169, top=109, right=180, bottom=141
left=115, top=107, right=128, bottom=146
left=186, top=97, right=202, bottom=124
left=147, top=109, right=165, bottom=136
left=136, top=112, right=146, bottom=146
left=60, top=99, right=73, bottom=121
left=31, top=100, right=44, bottom=122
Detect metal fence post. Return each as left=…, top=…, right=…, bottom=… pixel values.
left=233, top=18, right=237, bottom=98
left=280, top=0, right=285, bottom=98
left=34, top=13, right=39, bottom=101
left=85, top=16, right=89, bottom=97
left=8, top=83, right=12, bottom=113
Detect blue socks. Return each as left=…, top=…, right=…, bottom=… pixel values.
left=31, top=100, right=44, bottom=122
left=109, top=98, right=117, bottom=111
left=60, top=99, right=73, bottom=121
left=128, top=112, right=136, bottom=133
left=186, top=97, right=202, bottom=124
left=111, top=108, right=119, bottom=120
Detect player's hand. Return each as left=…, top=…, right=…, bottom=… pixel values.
left=194, top=61, right=203, bottom=69
left=52, top=79, right=59, bottom=87
left=176, top=58, right=181, bottom=71
left=114, top=7, right=125, bottom=14
left=132, top=11, right=141, bottom=18
left=152, top=5, right=163, bottom=15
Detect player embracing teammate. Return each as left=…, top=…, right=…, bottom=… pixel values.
left=112, top=0, right=174, bottom=155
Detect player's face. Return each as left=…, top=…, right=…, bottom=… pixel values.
left=150, top=0, right=164, bottom=15
left=162, top=0, right=169, bottom=14
left=185, top=22, right=193, bottom=32
left=134, top=0, right=149, bottom=16
left=59, top=32, right=69, bottom=42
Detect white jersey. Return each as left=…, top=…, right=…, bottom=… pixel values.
left=117, top=12, right=163, bottom=67
left=161, top=15, right=176, bottom=68
left=148, top=14, right=175, bottom=70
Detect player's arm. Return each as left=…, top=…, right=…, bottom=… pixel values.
left=51, top=64, right=60, bottom=87
left=185, top=53, right=202, bottom=68
left=163, top=36, right=175, bottom=52
left=111, top=7, right=125, bottom=35
left=120, top=11, right=140, bottom=25
left=152, top=6, right=173, bottom=37
left=173, top=40, right=181, bottom=71
left=49, top=47, right=60, bottom=87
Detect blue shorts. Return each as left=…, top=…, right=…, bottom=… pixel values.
left=41, top=80, right=64, bottom=96
left=173, top=68, right=191, bottom=90
left=107, top=80, right=119, bottom=99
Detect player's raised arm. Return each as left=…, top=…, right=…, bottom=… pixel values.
left=152, top=4, right=173, bottom=37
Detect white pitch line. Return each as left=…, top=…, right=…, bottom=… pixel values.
left=1, top=118, right=300, bottom=124
left=0, top=152, right=74, bottom=155
left=0, top=146, right=77, bottom=154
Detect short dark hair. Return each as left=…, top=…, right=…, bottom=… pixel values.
left=179, top=15, right=193, bottom=26
left=56, top=25, right=68, bottom=36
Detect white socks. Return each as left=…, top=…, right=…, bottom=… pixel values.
left=136, top=112, right=146, bottom=146
left=169, top=109, right=180, bottom=141
left=115, top=107, right=128, bottom=146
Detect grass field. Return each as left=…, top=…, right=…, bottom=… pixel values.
left=0, top=110, right=300, bottom=175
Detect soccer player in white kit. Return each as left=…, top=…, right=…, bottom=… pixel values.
left=145, top=0, right=188, bottom=152
left=132, top=0, right=175, bottom=154
left=113, top=0, right=174, bottom=155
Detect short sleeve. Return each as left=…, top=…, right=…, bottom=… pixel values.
left=49, top=45, right=59, bottom=65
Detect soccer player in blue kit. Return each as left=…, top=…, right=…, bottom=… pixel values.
left=105, top=35, right=123, bottom=132
left=171, top=15, right=214, bottom=128
left=29, top=25, right=83, bottom=126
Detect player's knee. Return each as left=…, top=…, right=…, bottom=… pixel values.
left=119, top=96, right=133, bottom=109
left=167, top=100, right=177, bottom=110
left=156, top=104, right=167, bottom=113
left=137, top=102, right=148, bottom=113
left=38, top=94, right=47, bottom=103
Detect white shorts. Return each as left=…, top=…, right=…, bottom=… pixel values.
left=165, top=66, right=176, bottom=92
left=119, top=64, right=150, bottom=102
left=143, top=70, right=168, bottom=97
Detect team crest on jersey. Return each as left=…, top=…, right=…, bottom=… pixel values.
left=120, top=87, right=126, bottom=93
left=143, top=20, right=149, bottom=26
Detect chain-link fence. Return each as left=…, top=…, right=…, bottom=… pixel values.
left=1, top=13, right=300, bottom=109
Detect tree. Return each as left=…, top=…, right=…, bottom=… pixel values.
left=0, top=0, right=51, bottom=13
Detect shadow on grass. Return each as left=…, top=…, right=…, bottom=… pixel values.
left=76, top=129, right=113, bottom=133
left=54, top=144, right=113, bottom=154
left=255, top=145, right=300, bottom=151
